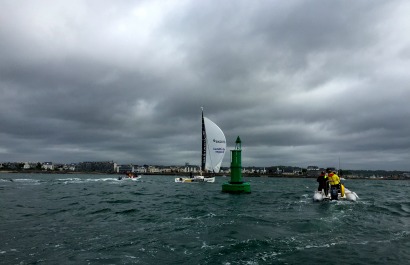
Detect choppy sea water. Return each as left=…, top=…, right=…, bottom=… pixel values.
left=0, top=174, right=409, bottom=265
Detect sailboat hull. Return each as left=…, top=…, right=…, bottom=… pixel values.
left=175, top=176, right=215, bottom=183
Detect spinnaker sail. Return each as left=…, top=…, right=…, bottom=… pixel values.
left=203, top=116, right=226, bottom=173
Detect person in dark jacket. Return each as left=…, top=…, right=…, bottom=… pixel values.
left=317, top=171, right=328, bottom=196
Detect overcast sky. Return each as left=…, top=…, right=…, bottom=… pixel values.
left=1, top=0, right=410, bottom=170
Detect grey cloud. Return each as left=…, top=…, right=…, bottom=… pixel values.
left=1, top=0, right=410, bottom=170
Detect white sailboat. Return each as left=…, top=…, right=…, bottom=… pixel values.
left=175, top=108, right=226, bottom=183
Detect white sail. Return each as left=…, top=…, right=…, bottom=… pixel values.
left=204, top=117, right=226, bottom=173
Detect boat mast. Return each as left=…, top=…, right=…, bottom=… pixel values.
left=201, top=107, right=206, bottom=172
left=338, top=156, right=342, bottom=176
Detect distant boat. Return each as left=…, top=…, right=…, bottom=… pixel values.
left=118, top=172, right=141, bottom=181
left=175, top=108, right=226, bottom=183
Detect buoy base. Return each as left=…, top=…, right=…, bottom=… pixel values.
left=222, top=182, right=251, bottom=194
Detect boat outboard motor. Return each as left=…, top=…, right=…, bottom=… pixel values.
left=330, top=186, right=338, bottom=200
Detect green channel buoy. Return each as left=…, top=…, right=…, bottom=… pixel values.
left=222, top=136, right=251, bottom=193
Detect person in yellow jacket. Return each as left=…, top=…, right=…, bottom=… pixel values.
left=327, top=170, right=341, bottom=200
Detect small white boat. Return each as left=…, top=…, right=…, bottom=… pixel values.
left=313, top=187, right=359, bottom=202
left=118, top=174, right=142, bottom=181
left=129, top=175, right=142, bottom=180
left=175, top=175, right=215, bottom=183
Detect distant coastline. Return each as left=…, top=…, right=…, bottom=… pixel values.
left=1, top=170, right=409, bottom=180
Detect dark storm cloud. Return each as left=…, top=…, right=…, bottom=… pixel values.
left=1, top=0, right=410, bottom=170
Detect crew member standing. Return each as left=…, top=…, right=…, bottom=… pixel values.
left=316, top=171, right=328, bottom=196
left=327, top=170, right=341, bottom=200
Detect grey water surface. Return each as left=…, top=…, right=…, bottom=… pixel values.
left=1, top=174, right=409, bottom=264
